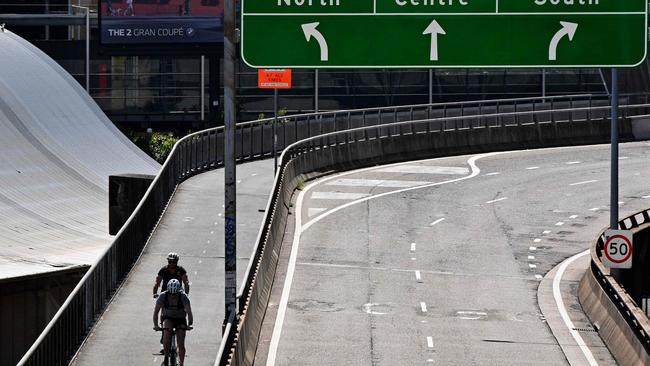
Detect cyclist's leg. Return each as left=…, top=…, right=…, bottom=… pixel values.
left=176, top=319, right=188, bottom=366
left=162, top=318, right=174, bottom=358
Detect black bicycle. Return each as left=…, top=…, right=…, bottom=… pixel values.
left=155, top=325, right=192, bottom=366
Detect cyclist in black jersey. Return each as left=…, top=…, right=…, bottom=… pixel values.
left=153, top=252, right=190, bottom=298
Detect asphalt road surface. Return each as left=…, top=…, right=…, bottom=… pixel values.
left=265, top=141, right=650, bottom=366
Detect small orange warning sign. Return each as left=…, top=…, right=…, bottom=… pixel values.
left=258, top=69, right=292, bottom=89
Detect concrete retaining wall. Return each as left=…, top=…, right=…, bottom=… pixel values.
left=0, top=266, right=88, bottom=365
left=579, top=266, right=650, bottom=365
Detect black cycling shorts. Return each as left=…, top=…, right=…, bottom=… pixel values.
left=162, top=317, right=188, bottom=329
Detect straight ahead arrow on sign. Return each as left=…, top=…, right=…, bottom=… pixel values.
left=423, top=20, right=445, bottom=62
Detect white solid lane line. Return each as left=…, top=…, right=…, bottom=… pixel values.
left=266, top=152, right=507, bottom=366
left=326, top=178, right=430, bottom=188
left=570, top=180, right=598, bottom=186
left=553, top=250, right=599, bottom=366
left=486, top=197, right=508, bottom=204
left=429, top=218, right=445, bottom=226
left=375, top=165, right=469, bottom=175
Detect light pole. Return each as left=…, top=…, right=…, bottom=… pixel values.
left=71, top=5, right=90, bottom=93
left=223, top=0, right=237, bottom=329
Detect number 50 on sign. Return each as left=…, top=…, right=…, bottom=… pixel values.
left=603, top=230, right=633, bottom=269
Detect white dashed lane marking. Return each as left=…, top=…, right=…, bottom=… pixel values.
left=326, top=178, right=430, bottom=188
left=530, top=246, right=537, bottom=251
left=308, top=208, right=327, bottom=217
left=528, top=256, right=535, bottom=260
left=410, top=243, right=416, bottom=252
left=589, top=207, right=599, bottom=211
left=569, top=180, right=598, bottom=186
left=643, top=195, right=650, bottom=199
left=484, top=172, right=500, bottom=176
left=429, top=218, right=445, bottom=226
left=415, top=270, right=422, bottom=282
left=311, top=192, right=370, bottom=200
left=542, top=230, right=551, bottom=235
left=427, top=337, right=434, bottom=348
left=486, top=197, right=508, bottom=204
left=565, top=161, right=581, bottom=165
left=375, top=165, right=469, bottom=175
left=534, top=238, right=541, bottom=243
left=526, top=166, right=539, bottom=170
left=420, top=302, right=428, bottom=313
left=529, top=264, right=537, bottom=269
left=535, top=274, right=543, bottom=280
left=555, top=222, right=564, bottom=226
left=569, top=215, right=579, bottom=219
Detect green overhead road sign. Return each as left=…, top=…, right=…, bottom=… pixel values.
left=241, top=0, right=648, bottom=68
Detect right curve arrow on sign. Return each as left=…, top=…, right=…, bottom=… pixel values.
left=549, top=21, right=578, bottom=61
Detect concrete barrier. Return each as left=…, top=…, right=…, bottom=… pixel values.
left=0, top=266, right=88, bottom=365
left=631, top=115, right=650, bottom=140
left=579, top=266, right=650, bottom=365
left=579, top=213, right=650, bottom=366
left=108, top=174, right=155, bottom=235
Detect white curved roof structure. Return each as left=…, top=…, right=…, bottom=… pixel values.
left=0, top=30, right=160, bottom=279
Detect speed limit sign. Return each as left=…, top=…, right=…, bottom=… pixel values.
left=603, top=230, right=633, bottom=269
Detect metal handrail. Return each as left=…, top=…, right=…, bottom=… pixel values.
left=16, top=93, right=650, bottom=365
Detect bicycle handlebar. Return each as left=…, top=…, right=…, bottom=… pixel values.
left=154, top=326, right=193, bottom=331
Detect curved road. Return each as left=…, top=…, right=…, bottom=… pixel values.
left=264, top=141, right=650, bottom=365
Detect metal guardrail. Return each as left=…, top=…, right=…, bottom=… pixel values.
left=15, top=93, right=650, bottom=365
left=590, top=208, right=650, bottom=355
left=217, top=100, right=650, bottom=365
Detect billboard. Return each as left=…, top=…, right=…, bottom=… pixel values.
left=99, top=0, right=224, bottom=46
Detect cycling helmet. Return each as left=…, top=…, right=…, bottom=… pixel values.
left=167, top=252, right=179, bottom=262
left=167, top=279, right=182, bottom=294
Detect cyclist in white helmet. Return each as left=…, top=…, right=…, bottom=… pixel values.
left=153, top=279, right=193, bottom=366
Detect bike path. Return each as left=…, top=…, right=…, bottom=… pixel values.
left=70, top=159, right=274, bottom=366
